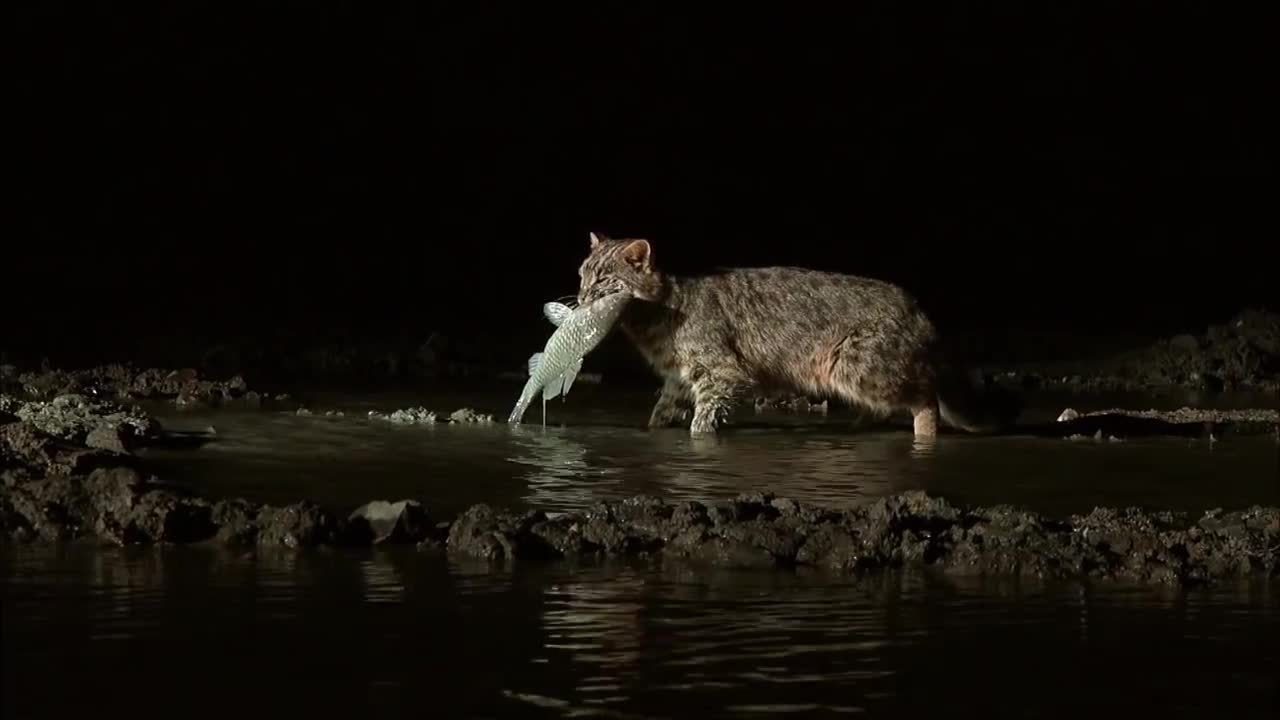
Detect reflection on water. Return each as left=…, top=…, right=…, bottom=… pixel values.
left=3, top=544, right=1277, bottom=718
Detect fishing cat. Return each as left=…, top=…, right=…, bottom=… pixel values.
left=575, top=232, right=1019, bottom=437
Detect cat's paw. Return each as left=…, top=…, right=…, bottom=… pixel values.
left=649, top=407, right=690, bottom=428
left=689, top=410, right=722, bottom=434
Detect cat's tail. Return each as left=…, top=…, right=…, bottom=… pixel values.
left=936, top=366, right=1023, bottom=434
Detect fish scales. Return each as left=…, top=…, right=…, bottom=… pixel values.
left=508, top=291, right=631, bottom=425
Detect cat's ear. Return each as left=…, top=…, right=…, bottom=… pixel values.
left=589, top=231, right=603, bottom=249
left=621, top=239, right=651, bottom=271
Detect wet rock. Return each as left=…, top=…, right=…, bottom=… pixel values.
left=211, top=498, right=261, bottom=544
left=14, top=364, right=259, bottom=406
left=0, top=467, right=216, bottom=545
left=1, top=421, right=128, bottom=478
left=449, top=408, right=494, bottom=423
left=1042, top=407, right=1280, bottom=441
left=2, top=461, right=1276, bottom=586
left=666, top=521, right=803, bottom=569
left=754, top=394, right=829, bottom=414
left=369, top=407, right=437, bottom=425
left=255, top=501, right=338, bottom=548
left=10, top=394, right=159, bottom=445
left=347, top=500, right=432, bottom=544
left=446, top=504, right=558, bottom=561
left=85, top=426, right=129, bottom=454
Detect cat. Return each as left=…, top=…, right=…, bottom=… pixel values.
left=575, top=231, right=1020, bottom=436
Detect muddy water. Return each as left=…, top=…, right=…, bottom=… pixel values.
left=4, top=383, right=1280, bottom=718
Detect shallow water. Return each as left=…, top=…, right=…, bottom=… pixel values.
left=137, top=384, right=1280, bottom=518
left=4, top=383, right=1280, bottom=717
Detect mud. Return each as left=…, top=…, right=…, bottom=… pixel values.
left=3, top=464, right=1275, bottom=586
left=993, top=309, right=1280, bottom=395
left=10, top=365, right=268, bottom=408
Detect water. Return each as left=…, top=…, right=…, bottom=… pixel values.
left=4, top=383, right=1280, bottom=717
left=135, top=384, right=1280, bottom=518
left=3, top=546, right=1277, bottom=718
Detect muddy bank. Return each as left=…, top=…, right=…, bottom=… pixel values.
left=6, top=364, right=282, bottom=408
left=3, top=466, right=1277, bottom=586
left=991, top=309, right=1280, bottom=395
left=1022, top=406, right=1280, bottom=441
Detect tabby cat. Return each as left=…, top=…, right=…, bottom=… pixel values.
left=575, top=232, right=1018, bottom=436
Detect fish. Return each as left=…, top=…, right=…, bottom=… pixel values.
left=508, top=291, right=632, bottom=425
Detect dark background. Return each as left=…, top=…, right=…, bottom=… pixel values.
left=11, top=2, right=1276, bottom=373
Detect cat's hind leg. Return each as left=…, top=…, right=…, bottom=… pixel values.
left=822, top=335, right=937, bottom=436
left=911, top=394, right=940, bottom=437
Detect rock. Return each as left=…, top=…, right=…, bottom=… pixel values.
left=449, top=408, right=494, bottom=423
left=11, top=394, right=159, bottom=445
left=84, top=427, right=129, bottom=454
left=2, top=461, right=1276, bottom=586
left=347, top=500, right=433, bottom=544
left=12, top=364, right=259, bottom=406
left=1, top=421, right=129, bottom=478
left=255, top=501, right=338, bottom=548
left=0, top=467, right=216, bottom=545
left=211, top=498, right=261, bottom=544
left=369, top=407, right=437, bottom=425
left=445, top=504, right=556, bottom=561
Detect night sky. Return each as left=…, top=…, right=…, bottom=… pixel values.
left=11, top=3, right=1276, bottom=368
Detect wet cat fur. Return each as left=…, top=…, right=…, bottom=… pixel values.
left=575, top=232, right=1020, bottom=436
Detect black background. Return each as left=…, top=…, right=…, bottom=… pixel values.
left=11, top=2, right=1276, bottom=368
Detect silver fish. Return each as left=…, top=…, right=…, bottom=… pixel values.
left=508, top=291, right=631, bottom=425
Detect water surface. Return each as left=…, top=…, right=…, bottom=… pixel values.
left=3, top=544, right=1277, bottom=719
left=137, top=384, right=1280, bottom=518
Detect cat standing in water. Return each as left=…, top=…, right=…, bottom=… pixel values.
left=575, top=232, right=1018, bottom=437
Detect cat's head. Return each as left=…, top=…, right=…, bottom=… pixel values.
left=576, top=232, right=665, bottom=305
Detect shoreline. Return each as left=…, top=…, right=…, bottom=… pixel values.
left=3, top=385, right=1278, bottom=588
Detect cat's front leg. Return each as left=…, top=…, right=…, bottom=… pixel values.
left=648, top=379, right=692, bottom=428
left=689, top=373, right=746, bottom=434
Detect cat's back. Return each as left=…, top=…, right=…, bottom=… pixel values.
left=682, top=265, right=926, bottom=321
